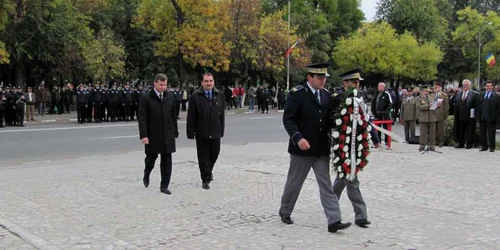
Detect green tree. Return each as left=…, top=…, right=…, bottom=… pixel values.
left=82, top=28, right=126, bottom=83
left=376, top=0, right=449, bottom=45
left=452, top=7, right=500, bottom=82
left=333, top=22, right=443, bottom=84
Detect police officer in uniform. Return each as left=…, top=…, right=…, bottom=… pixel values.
left=15, top=87, right=26, bottom=126
left=110, top=84, right=121, bottom=122
left=101, top=84, right=109, bottom=122
left=92, top=82, right=103, bottom=123
left=5, top=85, right=16, bottom=126
left=122, top=83, right=134, bottom=121
left=331, top=69, right=371, bottom=228
left=76, top=84, right=88, bottom=124
left=280, top=63, right=351, bottom=233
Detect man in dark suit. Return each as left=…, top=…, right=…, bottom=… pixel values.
left=138, top=73, right=178, bottom=195
left=454, top=79, right=478, bottom=149
left=280, top=63, right=351, bottom=233
left=187, top=72, right=225, bottom=190
left=476, top=80, right=500, bottom=152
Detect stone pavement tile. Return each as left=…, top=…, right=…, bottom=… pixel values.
left=0, top=226, right=36, bottom=250
left=0, top=142, right=500, bottom=249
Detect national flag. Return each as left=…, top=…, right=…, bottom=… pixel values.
left=284, top=41, right=299, bottom=58
left=485, top=53, right=496, bottom=67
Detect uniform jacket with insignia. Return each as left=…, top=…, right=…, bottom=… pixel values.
left=418, top=94, right=437, bottom=123
left=400, top=96, right=418, bottom=121
left=433, top=92, right=449, bottom=121
left=283, top=83, right=334, bottom=157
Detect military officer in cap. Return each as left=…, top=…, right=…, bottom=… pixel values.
left=280, top=63, right=351, bottom=233
left=432, top=82, right=449, bottom=147
left=418, top=87, right=437, bottom=151
left=331, top=69, right=371, bottom=228
left=109, top=84, right=121, bottom=122
left=76, top=84, right=88, bottom=124
left=92, top=82, right=104, bottom=123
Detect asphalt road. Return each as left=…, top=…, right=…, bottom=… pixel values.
left=0, top=113, right=287, bottom=167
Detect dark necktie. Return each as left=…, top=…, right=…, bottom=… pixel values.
left=315, top=91, right=320, bottom=105
left=207, top=91, right=212, bottom=100
left=159, top=93, right=163, bottom=100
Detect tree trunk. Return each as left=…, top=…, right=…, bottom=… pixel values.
left=14, top=62, right=24, bottom=89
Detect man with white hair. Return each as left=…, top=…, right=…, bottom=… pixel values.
left=453, top=79, right=478, bottom=149
left=371, top=82, right=393, bottom=146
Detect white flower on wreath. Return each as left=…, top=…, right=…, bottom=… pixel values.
left=353, top=89, right=358, bottom=97
left=333, top=131, right=340, bottom=138
left=343, top=145, right=349, bottom=152
left=357, top=151, right=362, bottom=157
left=333, top=157, right=340, bottom=164
left=357, top=135, right=363, bottom=141
left=339, top=173, right=344, bottom=178
left=346, top=136, right=350, bottom=143
left=336, top=119, right=342, bottom=126
left=358, top=118, right=363, bottom=124
left=358, top=144, right=364, bottom=151
left=346, top=126, right=352, bottom=134
left=357, top=159, right=361, bottom=165
left=346, top=152, right=349, bottom=158
left=340, top=108, right=347, bottom=115
left=346, top=173, right=351, bottom=179
left=367, top=125, right=372, bottom=132
left=345, top=159, right=351, bottom=165
left=337, top=166, right=342, bottom=172
left=368, top=133, right=372, bottom=140
left=333, top=144, right=339, bottom=150
left=346, top=98, right=352, bottom=105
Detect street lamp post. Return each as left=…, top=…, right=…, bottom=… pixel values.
left=478, top=21, right=492, bottom=88
left=286, top=0, right=290, bottom=91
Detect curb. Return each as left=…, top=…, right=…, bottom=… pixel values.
left=0, top=215, right=62, bottom=250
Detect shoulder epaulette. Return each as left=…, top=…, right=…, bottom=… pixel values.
left=322, top=88, right=330, bottom=93
left=332, top=93, right=338, bottom=97
left=291, top=85, right=304, bottom=92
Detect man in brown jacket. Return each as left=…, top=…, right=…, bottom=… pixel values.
left=400, top=88, right=418, bottom=141
left=433, top=82, right=449, bottom=147
left=418, top=87, right=437, bottom=151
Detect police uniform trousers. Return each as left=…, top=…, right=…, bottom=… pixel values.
left=419, top=122, right=436, bottom=147
left=404, top=120, right=416, bottom=141
left=123, top=102, right=130, bottom=121
left=333, top=176, right=367, bottom=220
left=77, top=103, right=86, bottom=123
left=196, top=138, right=220, bottom=183
left=280, top=155, right=342, bottom=224
left=435, top=121, right=445, bottom=146
left=144, top=153, right=172, bottom=189
left=94, top=103, right=102, bottom=122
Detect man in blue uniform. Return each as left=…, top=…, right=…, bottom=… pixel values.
left=280, top=63, right=351, bottom=233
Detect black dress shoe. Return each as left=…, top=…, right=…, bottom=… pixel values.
left=160, top=187, right=171, bottom=195
left=328, top=221, right=352, bottom=233
left=490, top=149, right=495, bottom=152
left=355, top=219, right=371, bottom=228
left=465, top=145, right=473, bottom=149
left=455, top=145, right=465, bottom=148
left=479, top=148, right=488, bottom=152
left=143, top=176, right=149, bottom=188
left=202, top=182, right=210, bottom=190
left=279, top=211, right=293, bottom=224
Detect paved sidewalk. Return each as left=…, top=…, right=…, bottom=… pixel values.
left=1, top=142, right=499, bottom=249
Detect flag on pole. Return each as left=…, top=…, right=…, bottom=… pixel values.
left=485, top=53, right=496, bottom=67
left=284, top=41, right=299, bottom=58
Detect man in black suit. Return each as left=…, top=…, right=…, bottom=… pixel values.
left=476, top=80, right=500, bottom=152
left=454, top=79, right=478, bottom=149
left=187, top=72, right=225, bottom=190
left=138, top=73, right=178, bottom=195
